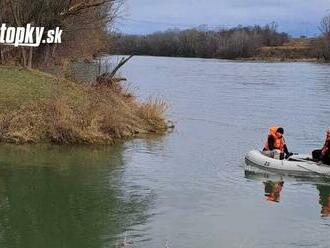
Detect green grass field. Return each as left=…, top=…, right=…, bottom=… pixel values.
left=0, top=66, right=54, bottom=110
left=0, top=66, right=86, bottom=110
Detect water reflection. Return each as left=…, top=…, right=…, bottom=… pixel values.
left=3, top=57, right=330, bottom=247
left=263, top=181, right=284, bottom=203
left=245, top=167, right=330, bottom=217
left=0, top=144, right=154, bottom=248
left=317, top=185, right=330, bottom=217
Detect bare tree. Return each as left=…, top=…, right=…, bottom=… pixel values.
left=0, top=0, right=124, bottom=67
left=319, top=14, right=330, bottom=61
left=111, top=24, right=288, bottom=59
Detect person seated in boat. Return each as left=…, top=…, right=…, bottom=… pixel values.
left=263, top=126, right=292, bottom=160
left=312, top=129, right=330, bottom=165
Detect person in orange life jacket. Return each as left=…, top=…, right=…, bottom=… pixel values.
left=263, top=126, right=292, bottom=160
left=312, top=129, right=330, bottom=165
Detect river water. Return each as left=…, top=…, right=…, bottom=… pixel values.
left=1, top=56, right=330, bottom=248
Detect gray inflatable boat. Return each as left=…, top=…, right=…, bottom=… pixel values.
left=245, top=150, right=330, bottom=176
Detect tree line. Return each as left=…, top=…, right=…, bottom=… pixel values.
left=111, top=23, right=289, bottom=59
left=1, top=2, right=330, bottom=66
left=111, top=15, right=330, bottom=62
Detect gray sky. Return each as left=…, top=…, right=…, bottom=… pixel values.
left=117, top=0, right=330, bottom=36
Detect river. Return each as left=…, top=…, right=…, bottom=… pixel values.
left=0, top=56, right=330, bottom=248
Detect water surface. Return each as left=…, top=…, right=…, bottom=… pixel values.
left=1, top=56, right=330, bottom=247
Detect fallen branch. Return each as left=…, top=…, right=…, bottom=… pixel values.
left=109, top=55, right=133, bottom=79
left=95, top=55, right=133, bottom=86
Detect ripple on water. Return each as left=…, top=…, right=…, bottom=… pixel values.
left=1, top=57, right=329, bottom=248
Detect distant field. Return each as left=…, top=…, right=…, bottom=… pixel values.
left=254, top=38, right=317, bottom=61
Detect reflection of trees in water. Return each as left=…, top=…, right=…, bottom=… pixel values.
left=0, top=144, right=155, bottom=248
left=316, top=185, right=330, bottom=217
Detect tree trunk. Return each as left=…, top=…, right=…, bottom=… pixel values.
left=21, top=47, right=27, bottom=67
left=108, top=55, right=133, bottom=79
left=0, top=48, right=4, bottom=64
left=28, top=47, right=33, bottom=68
left=52, top=44, right=57, bottom=58
left=44, top=45, right=50, bottom=66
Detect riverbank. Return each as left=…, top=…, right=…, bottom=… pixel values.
left=240, top=38, right=318, bottom=62
left=0, top=66, right=169, bottom=144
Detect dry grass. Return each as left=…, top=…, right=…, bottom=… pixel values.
left=0, top=66, right=169, bottom=144
left=253, top=38, right=317, bottom=61
left=259, top=38, right=314, bottom=51
left=137, top=98, right=168, bottom=129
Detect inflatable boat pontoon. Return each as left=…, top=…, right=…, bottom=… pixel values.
left=245, top=150, right=330, bottom=177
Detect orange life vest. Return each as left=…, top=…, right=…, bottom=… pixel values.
left=266, top=192, right=280, bottom=202
left=321, top=141, right=329, bottom=155
left=264, top=126, right=285, bottom=152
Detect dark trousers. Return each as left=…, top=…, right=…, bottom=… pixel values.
left=312, top=149, right=322, bottom=161
left=313, top=149, right=330, bottom=165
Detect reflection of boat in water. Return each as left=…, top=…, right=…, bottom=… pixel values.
left=264, top=181, right=283, bottom=202
left=244, top=164, right=330, bottom=186
left=317, top=185, right=330, bottom=217
left=244, top=168, right=284, bottom=202
left=245, top=165, right=330, bottom=216
left=245, top=150, right=330, bottom=177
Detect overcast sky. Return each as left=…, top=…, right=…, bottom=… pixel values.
left=117, top=0, right=330, bottom=37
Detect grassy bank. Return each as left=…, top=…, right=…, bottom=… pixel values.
left=0, top=66, right=169, bottom=144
